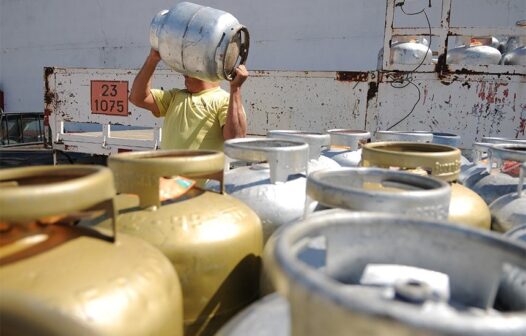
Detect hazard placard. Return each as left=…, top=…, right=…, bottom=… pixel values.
left=90, top=80, right=128, bottom=116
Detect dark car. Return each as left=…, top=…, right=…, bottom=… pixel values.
left=1, top=111, right=105, bottom=168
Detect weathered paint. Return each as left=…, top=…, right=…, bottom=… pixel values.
left=46, top=67, right=524, bottom=155
left=368, top=72, right=525, bottom=147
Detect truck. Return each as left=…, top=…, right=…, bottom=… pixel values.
left=2, top=0, right=525, bottom=162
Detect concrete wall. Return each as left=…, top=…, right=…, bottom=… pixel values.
left=1, top=0, right=524, bottom=113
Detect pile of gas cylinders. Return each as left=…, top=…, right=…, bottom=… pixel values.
left=1, top=129, right=525, bottom=336
left=384, top=20, right=526, bottom=66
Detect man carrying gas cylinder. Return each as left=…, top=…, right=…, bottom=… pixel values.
left=129, top=1, right=251, bottom=151
left=129, top=48, right=248, bottom=151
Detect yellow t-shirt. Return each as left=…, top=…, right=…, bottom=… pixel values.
left=151, top=87, right=230, bottom=151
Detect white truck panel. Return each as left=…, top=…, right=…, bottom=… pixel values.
left=45, top=68, right=525, bottom=155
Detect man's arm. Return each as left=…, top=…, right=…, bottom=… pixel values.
left=223, top=65, right=249, bottom=140
left=129, top=49, right=162, bottom=117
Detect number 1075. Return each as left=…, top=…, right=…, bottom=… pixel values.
left=93, top=99, right=124, bottom=113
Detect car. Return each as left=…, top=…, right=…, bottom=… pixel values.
left=1, top=110, right=105, bottom=168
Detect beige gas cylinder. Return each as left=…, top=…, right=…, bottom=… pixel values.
left=97, top=150, right=263, bottom=336
left=0, top=292, right=99, bottom=336
left=361, top=142, right=491, bottom=229
left=0, top=165, right=183, bottom=336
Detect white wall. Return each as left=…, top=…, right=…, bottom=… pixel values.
left=0, top=0, right=524, bottom=113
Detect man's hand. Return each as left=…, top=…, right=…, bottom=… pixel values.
left=148, top=48, right=162, bottom=64
left=230, top=65, right=248, bottom=89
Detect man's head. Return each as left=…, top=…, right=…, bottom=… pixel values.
left=184, top=76, right=219, bottom=94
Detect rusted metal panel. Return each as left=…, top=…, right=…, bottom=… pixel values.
left=243, top=71, right=370, bottom=134
left=46, top=67, right=523, bottom=155
left=46, top=67, right=176, bottom=154
left=368, top=72, right=525, bottom=147
left=46, top=68, right=371, bottom=153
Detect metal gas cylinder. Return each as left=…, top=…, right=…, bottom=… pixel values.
left=459, top=138, right=526, bottom=185
left=501, top=20, right=526, bottom=65
left=375, top=130, right=433, bottom=143
left=96, top=150, right=263, bottom=335
left=377, top=36, right=431, bottom=68
left=211, top=138, right=310, bottom=241
left=0, top=292, right=99, bottom=336
left=305, top=167, right=451, bottom=220
left=267, top=130, right=340, bottom=173
left=216, top=293, right=289, bottom=336
left=376, top=131, right=464, bottom=148
left=489, top=151, right=526, bottom=233
left=380, top=131, right=470, bottom=167
left=321, top=129, right=371, bottom=167
left=464, top=143, right=522, bottom=205
left=261, top=167, right=452, bottom=296
left=505, top=224, right=526, bottom=242
left=447, top=36, right=502, bottom=65
left=226, top=167, right=452, bottom=336
left=0, top=165, right=183, bottom=336
left=427, top=132, right=462, bottom=147
left=361, top=142, right=491, bottom=229
left=482, top=137, right=526, bottom=145
left=270, top=212, right=526, bottom=336
left=150, top=2, right=249, bottom=81
left=390, top=36, right=432, bottom=65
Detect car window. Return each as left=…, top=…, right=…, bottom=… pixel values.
left=1, top=113, right=44, bottom=145
left=22, top=117, right=43, bottom=143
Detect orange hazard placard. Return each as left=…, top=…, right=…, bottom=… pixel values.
left=90, top=80, right=128, bottom=116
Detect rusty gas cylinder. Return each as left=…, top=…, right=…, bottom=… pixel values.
left=93, top=150, right=263, bottom=336
left=0, top=165, right=183, bottom=336
left=361, top=142, right=491, bottom=229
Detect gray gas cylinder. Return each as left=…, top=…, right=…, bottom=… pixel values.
left=321, top=129, right=370, bottom=167
left=260, top=167, right=452, bottom=297
left=482, top=137, right=526, bottom=145
left=150, top=2, right=249, bottom=81
left=304, top=167, right=452, bottom=220
left=489, top=160, right=526, bottom=233
left=505, top=224, right=526, bottom=242
left=460, top=138, right=526, bottom=185
left=221, top=212, right=526, bottom=336
left=461, top=142, right=497, bottom=186
left=267, top=130, right=340, bottom=173
left=391, top=36, right=432, bottom=65
left=447, top=36, right=502, bottom=65
left=272, top=212, right=526, bottom=336
left=207, top=138, right=311, bottom=242
left=501, top=20, right=526, bottom=66
left=375, top=130, right=433, bottom=143
left=216, top=293, right=289, bottom=336
left=377, top=36, right=432, bottom=68
left=466, top=143, right=523, bottom=204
